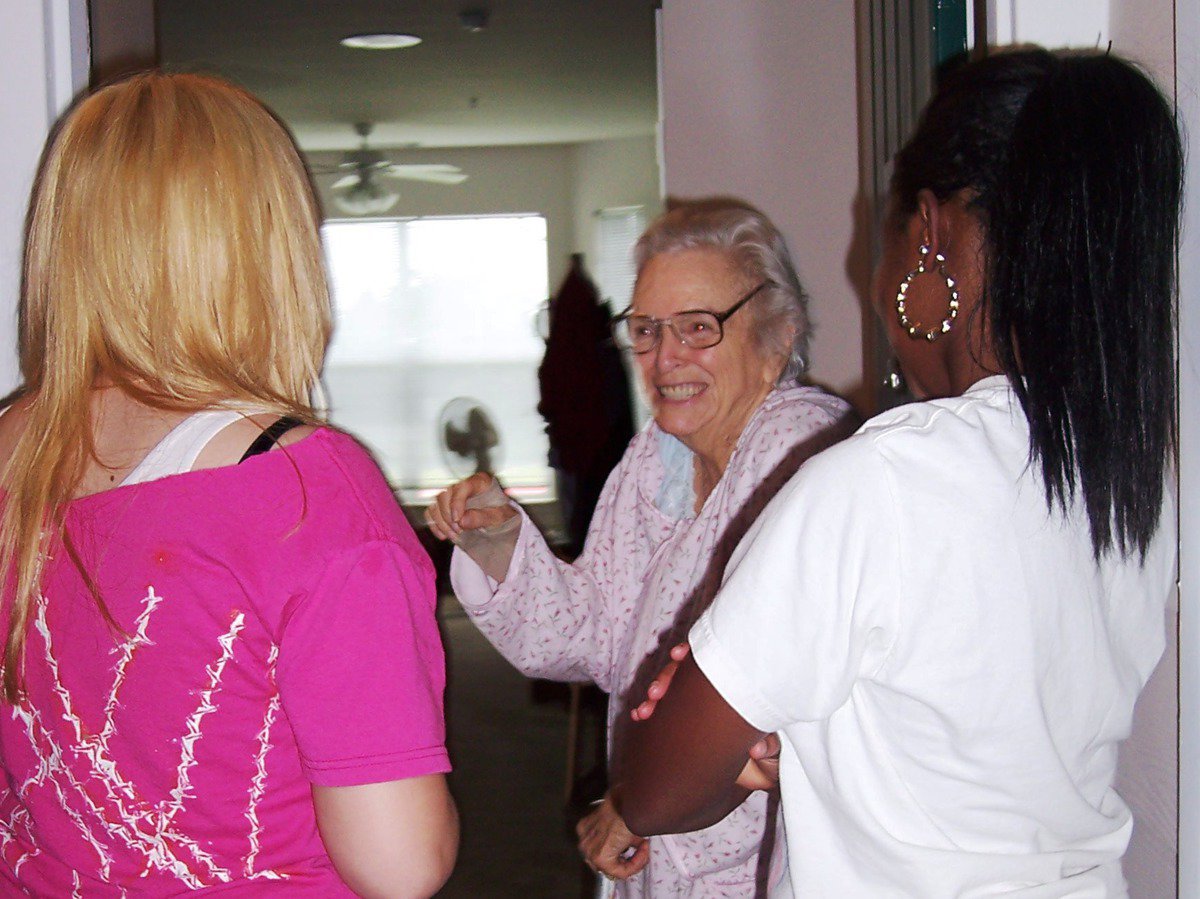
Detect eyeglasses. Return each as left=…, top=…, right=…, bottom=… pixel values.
left=611, top=281, right=771, bottom=354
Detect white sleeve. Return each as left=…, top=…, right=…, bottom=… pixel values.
left=689, top=437, right=903, bottom=732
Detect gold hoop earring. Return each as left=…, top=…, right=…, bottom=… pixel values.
left=895, top=244, right=959, bottom=342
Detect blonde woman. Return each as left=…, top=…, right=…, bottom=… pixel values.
left=0, top=72, right=457, bottom=896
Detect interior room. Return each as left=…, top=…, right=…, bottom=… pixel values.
left=0, top=1, right=1195, bottom=897
left=155, top=2, right=661, bottom=894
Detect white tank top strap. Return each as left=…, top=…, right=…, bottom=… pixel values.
left=120, top=408, right=249, bottom=487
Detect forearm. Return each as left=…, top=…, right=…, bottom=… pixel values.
left=610, top=775, right=750, bottom=839
left=448, top=479, right=520, bottom=581
left=452, top=515, right=616, bottom=686
left=610, top=657, right=763, bottom=837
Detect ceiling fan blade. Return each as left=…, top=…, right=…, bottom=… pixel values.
left=382, top=164, right=468, bottom=185
left=330, top=173, right=362, bottom=190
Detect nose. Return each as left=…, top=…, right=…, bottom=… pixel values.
left=651, top=322, right=689, bottom=372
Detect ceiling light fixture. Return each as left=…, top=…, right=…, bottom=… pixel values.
left=459, top=9, right=489, bottom=32
left=333, top=177, right=400, bottom=216
left=341, top=33, right=422, bottom=50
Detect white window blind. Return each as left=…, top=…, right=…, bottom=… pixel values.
left=594, top=206, right=645, bottom=312
left=321, top=215, right=552, bottom=501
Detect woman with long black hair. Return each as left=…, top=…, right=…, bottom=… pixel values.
left=612, top=48, right=1181, bottom=896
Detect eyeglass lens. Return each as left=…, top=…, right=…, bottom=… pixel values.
left=616, top=312, right=723, bottom=353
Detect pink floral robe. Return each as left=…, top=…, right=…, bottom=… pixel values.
left=451, top=386, right=851, bottom=897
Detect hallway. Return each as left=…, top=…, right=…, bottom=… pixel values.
left=438, top=598, right=596, bottom=897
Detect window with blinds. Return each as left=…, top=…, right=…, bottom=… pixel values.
left=321, top=214, right=553, bottom=501
left=594, top=206, right=646, bottom=313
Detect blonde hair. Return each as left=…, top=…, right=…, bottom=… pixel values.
left=4, top=71, right=331, bottom=700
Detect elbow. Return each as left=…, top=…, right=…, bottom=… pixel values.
left=422, top=816, right=460, bottom=896
left=620, top=804, right=660, bottom=840
left=337, top=819, right=459, bottom=899
left=316, top=777, right=460, bottom=899
left=611, top=783, right=677, bottom=839
left=614, top=780, right=737, bottom=838
left=403, top=824, right=459, bottom=899
left=622, top=801, right=708, bottom=839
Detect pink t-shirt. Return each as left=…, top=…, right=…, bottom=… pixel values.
left=0, top=429, right=449, bottom=895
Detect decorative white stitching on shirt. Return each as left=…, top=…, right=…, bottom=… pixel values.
left=102, top=588, right=162, bottom=743
left=1, top=801, right=38, bottom=876
left=5, top=592, right=296, bottom=888
left=243, top=644, right=281, bottom=877
left=162, top=612, right=246, bottom=829
left=31, top=606, right=118, bottom=881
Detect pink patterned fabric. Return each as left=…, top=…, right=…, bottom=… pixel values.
left=0, top=429, right=449, bottom=896
left=451, top=386, right=850, bottom=897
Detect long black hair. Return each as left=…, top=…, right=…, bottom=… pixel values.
left=891, top=48, right=1182, bottom=560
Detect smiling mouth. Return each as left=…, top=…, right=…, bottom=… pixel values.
left=658, top=383, right=705, bottom=401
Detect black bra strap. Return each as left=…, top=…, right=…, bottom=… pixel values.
left=238, top=416, right=305, bottom=463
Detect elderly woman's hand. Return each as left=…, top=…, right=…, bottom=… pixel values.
left=630, top=642, right=691, bottom=722
left=735, top=732, right=781, bottom=791
left=425, top=473, right=520, bottom=581
left=425, top=473, right=517, bottom=540
left=576, top=795, right=649, bottom=881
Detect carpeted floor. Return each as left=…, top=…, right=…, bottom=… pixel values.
left=438, top=596, right=600, bottom=898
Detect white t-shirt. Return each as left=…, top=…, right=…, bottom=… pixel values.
left=690, top=376, right=1175, bottom=898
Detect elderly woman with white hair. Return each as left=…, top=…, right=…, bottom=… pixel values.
left=427, top=198, right=852, bottom=896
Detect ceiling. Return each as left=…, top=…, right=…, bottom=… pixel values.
left=157, top=0, right=660, bottom=153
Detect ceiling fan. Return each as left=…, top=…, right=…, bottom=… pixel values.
left=310, top=122, right=468, bottom=216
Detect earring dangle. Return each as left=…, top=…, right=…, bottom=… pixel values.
left=895, top=244, right=959, bottom=342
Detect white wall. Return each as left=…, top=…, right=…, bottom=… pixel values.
left=989, top=0, right=1174, bottom=78
left=569, top=135, right=662, bottom=272
left=1110, top=0, right=1175, bottom=78
left=1176, top=0, right=1200, bottom=891
left=1109, top=9, right=1179, bottom=895
left=0, top=1, right=89, bottom=396
left=658, top=1, right=867, bottom=406
left=988, top=0, right=1111, bottom=47
left=308, top=144, right=577, bottom=290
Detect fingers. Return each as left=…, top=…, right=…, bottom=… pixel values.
left=629, top=670, right=670, bottom=721
left=425, top=483, right=465, bottom=541
left=600, top=840, right=650, bottom=879
left=736, top=732, right=782, bottom=791
left=748, top=731, right=781, bottom=760
left=735, top=757, right=774, bottom=792
left=424, top=473, right=500, bottom=541
left=628, top=649, right=688, bottom=722
left=424, top=499, right=455, bottom=541
left=581, top=833, right=649, bottom=880
left=576, top=798, right=649, bottom=881
left=458, top=505, right=518, bottom=532
left=444, top=472, right=491, bottom=528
